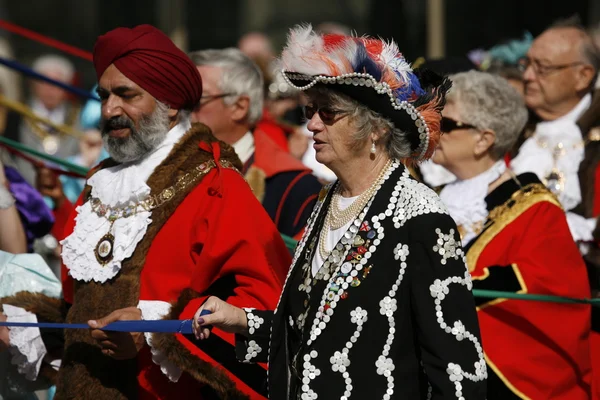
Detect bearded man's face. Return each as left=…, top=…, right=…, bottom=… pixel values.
left=97, top=64, right=170, bottom=163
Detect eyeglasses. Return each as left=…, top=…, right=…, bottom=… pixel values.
left=517, top=57, right=584, bottom=76
left=194, top=93, right=235, bottom=110
left=440, top=117, right=477, bottom=133
left=304, top=104, right=348, bottom=125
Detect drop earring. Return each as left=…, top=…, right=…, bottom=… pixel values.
left=370, top=140, right=376, bottom=154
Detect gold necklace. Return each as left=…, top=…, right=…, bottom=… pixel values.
left=318, top=159, right=392, bottom=260
left=93, top=159, right=236, bottom=265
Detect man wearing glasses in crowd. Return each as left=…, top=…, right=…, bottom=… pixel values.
left=188, top=48, right=322, bottom=240
left=510, top=17, right=600, bottom=397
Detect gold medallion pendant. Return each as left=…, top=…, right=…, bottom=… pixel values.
left=94, top=233, right=115, bottom=265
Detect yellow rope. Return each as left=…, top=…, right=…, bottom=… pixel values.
left=0, top=94, right=84, bottom=139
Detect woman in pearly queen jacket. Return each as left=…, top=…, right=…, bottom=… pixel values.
left=193, top=25, right=487, bottom=399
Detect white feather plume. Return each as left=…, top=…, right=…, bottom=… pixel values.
left=281, top=24, right=328, bottom=75
left=380, top=39, right=412, bottom=83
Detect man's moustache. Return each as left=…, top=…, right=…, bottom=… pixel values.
left=101, top=118, right=134, bottom=134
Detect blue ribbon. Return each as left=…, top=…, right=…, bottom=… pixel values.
left=0, top=56, right=99, bottom=101
left=0, top=320, right=194, bottom=334
left=0, top=310, right=212, bottom=334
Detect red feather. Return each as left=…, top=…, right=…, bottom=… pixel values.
left=361, top=38, right=383, bottom=57
left=323, top=34, right=347, bottom=50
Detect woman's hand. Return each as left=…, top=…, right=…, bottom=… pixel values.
left=192, top=296, right=248, bottom=340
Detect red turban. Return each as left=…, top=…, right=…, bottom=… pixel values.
left=93, top=25, right=202, bottom=110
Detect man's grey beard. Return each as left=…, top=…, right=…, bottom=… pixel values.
left=100, top=101, right=170, bottom=163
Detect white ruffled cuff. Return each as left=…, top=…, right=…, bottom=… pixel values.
left=567, top=212, right=596, bottom=242
left=2, top=304, right=47, bottom=381
left=138, top=300, right=182, bottom=383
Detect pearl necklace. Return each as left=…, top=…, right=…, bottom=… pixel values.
left=318, top=159, right=392, bottom=260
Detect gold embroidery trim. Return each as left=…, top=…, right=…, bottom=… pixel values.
left=466, top=183, right=561, bottom=270
left=485, top=354, right=532, bottom=400
left=89, top=159, right=238, bottom=221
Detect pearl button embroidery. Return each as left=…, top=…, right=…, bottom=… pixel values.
left=391, top=169, right=448, bottom=230
left=375, top=242, right=409, bottom=399
left=245, top=340, right=262, bottom=362
left=429, top=270, right=487, bottom=399
left=269, top=163, right=483, bottom=397
left=244, top=308, right=264, bottom=335
left=432, top=228, right=463, bottom=265
left=326, top=307, right=368, bottom=400
left=301, top=350, right=320, bottom=400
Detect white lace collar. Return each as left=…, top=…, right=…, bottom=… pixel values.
left=439, top=161, right=506, bottom=245
left=61, top=120, right=191, bottom=283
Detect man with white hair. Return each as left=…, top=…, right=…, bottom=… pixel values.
left=511, top=19, right=600, bottom=241
left=14, top=54, right=80, bottom=185
left=189, top=48, right=322, bottom=239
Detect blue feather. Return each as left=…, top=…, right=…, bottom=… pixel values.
left=393, top=72, right=424, bottom=101
left=352, top=44, right=382, bottom=81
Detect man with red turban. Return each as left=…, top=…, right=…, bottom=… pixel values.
left=0, top=25, right=291, bottom=400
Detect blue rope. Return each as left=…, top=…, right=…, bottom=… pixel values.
left=0, top=56, right=99, bottom=101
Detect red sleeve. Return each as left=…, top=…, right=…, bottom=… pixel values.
left=50, top=198, right=74, bottom=241
left=165, top=168, right=291, bottom=398
left=180, top=168, right=291, bottom=318
left=59, top=195, right=84, bottom=305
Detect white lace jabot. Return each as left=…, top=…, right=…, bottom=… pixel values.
left=511, top=94, right=591, bottom=212
left=61, top=121, right=191, bottom=283
left=440, top=161, right=506, bottom=245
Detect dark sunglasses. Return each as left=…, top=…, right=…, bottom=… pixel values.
left=304, top=105, right=347, bottom=125
left=440, top=117, right=477, bottom=133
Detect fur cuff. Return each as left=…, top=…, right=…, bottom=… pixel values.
left=1, top=291, right=66, bottom=323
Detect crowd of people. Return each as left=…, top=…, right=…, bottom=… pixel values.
left=0, top=14, right=597, bottom=400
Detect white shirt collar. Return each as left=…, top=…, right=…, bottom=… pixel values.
left=232, top=131, right=255, bottom=164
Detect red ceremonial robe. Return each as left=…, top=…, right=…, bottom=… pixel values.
left=465, top=173, right=592, bottom=399
left=4, top=124, right=291, bottom=400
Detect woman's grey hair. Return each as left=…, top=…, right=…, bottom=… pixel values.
left=305, top=87, right=412, bottom=160
left=188, top=48, right=264, bottom=125
left=447, top=71, right=528, bottom=159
